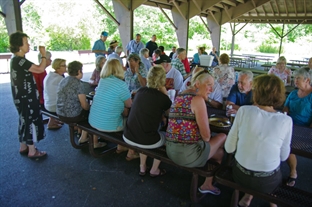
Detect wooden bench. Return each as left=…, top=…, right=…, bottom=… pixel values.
left=75, top=120, right=221, bottom=203
left=215, top=165, right=312, bottom=207
left=78, top=50, right=92, bottom=56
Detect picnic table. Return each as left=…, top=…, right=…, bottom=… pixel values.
left=207, top=106, right=312, bottom=159
left=261, top=64, right=301, bottom=71
left=234, top=67, right=267, bottom=75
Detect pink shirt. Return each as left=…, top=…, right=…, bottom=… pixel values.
left=268, top=67, right=292, bottom=84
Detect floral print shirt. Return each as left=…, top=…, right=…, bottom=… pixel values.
left=124, top=62, right=147, bottom=91
left=171, top=58, right=187, bottom=77
left=166, top=94, right=202, bottom=143
left=212, top=64, right=235, bottom=98
left=268, top=67, right=292, bottom=84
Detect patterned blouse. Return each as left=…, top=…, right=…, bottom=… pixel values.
left=124, top=62, right=147, bottom=91
left=166, top=93, right=202, bottom=143
left=212, top=64, right=235, bottom=98
left=268, top=67, right=292, bottom=84
left=171, top=58, right=187, bottom=77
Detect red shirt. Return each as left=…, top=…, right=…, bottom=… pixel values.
left=182, top=58, right=190, bottom=73
left=32, top=71, right=47, bottom=104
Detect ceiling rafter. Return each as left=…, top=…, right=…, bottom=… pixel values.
left=269, top=1, right=274, bottom=16
left=209, top=10, right=220, bottom=25
left=236, top=0, right=245, bottom=3
left=293, top=0, right=297, bottom=16
left=274, top=0, right=280, bottom=16
left=170, top=0, right=187, bottom=20
left=222, top=0, right=237, bottom=7
left=283, top=0, right=288, bottom=15
left=304, top=0, right=306, bottom=16
left=191, top=0, right=202, bottom=12
left=222, top=3, right=232, bottom=19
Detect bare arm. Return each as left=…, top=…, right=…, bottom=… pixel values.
left=78, top=94, right=90, bottom=110
left=29, top=46, right=46, bottom=73
left=191, top=96, right=211, bottom=142
left=122, top=98, right=132, bottom=117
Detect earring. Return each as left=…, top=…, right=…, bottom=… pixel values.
left=195, top=88, right=199, bottom=92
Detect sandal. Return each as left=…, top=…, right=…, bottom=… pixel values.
left=286, top=176, right=297, bottom=187
left=116, top=146, right=128, bottom=154
left=139, top=166, right=150, bottom=176
left=150, top=169, right=166, bottom=178
left=126, top=153, right=140, bottom=161
left=28, top=149, right=47, bottom=158
left=19, top=146, right=29, bottom=154
left=94, top=142, right=107, bottom=149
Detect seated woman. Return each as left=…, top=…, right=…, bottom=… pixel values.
left=225, top=74, right=292, bottom=207
left=123, top=65, right=172, bottom=176
left=124, top=53, right=147, bottom=92
left=166, top=70, right=226, bottom=195
left=107, top=40, right=118, bottom=55
left=43, top=58, right=67, bottom=129
left=283, top=68, right=312, bottom=187
left=89, top=55, right=106, bottom=88
left=89, top=59, right=138, bottom=160
left=152, top=49, right=162, bottom=62
left=212, top=53, right=235, bottom=98
left=192, top=47, right=207, bottom=65
left=139, top=48, right=152, bottom=71
left=56, top=61, right=106, bottom=148
left=268, top=56, right=292, bottom=85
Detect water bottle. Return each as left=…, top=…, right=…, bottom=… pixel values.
left=226, top=104, right=232, bottom=117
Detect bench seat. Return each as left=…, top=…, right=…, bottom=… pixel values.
left=76, top=121, right=220, bottom=203
left=215, top=165, right=312, bottom=207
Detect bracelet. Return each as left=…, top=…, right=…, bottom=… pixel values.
left=41, top=57, right=46, bottom=59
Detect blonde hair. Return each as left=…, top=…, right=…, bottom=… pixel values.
left=100, top=59, right=124, bottom=80
left=277, top=56, right=287, bottom=65
left=191, top=69, right=212, bottom=87
left=52, top=58, right=66, bottom=70
left=147, top=65, right=166, bottom=89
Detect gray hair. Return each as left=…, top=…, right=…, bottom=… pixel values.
left=294, top=68, right=312, bottom=84
left=115, top=46, right=123, bottom=53
left=139, top=48, right=149, bottom=59
left=239, top=70, right=253, bottom=82
left=176, top=48, right=185, bottom=55
left=95, top=55, right=106, bottom=71
left=38, top=51, right=51, bottom=63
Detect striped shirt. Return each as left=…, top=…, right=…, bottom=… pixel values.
left=89, top=75, right=130, bottom=131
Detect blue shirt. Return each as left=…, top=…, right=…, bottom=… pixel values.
left=126, top=40, right=145, bottom=54
left=227, top=84, right=253, bottom=106
left=107, top=52, right=123, bottom=66
left=284, top=90, right=312, bottom=126
left=193, top=53, right=200, bottom=64
left=89, top=76, right=130, bottom=131
left=92, top=39, right=106, bottom=57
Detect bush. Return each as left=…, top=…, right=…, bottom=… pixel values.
left=220, top=41, right=240, bottom=51
left=0, top=32, right=9, bottom=52
left=46, top=26, right=91, bottom=51
left=257, top=42, right=283, bottom=53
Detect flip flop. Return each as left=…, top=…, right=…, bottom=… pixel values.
left=78, top=137, right=89, bottom=145
left=198, top=187, right=221, bottom=195
left=19, top=146, right=29, bottom=154
left=94, top=142, right=107, bottom=149
left=150, top=169, right=166, bottom=178
left=126, top=153, right=140, bottom=161
left=286, top=176, right=297, bottom=187
left=28, top=150, right=47, bottom=158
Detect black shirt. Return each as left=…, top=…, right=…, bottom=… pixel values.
left=146, top=41, right=158, bottom=57
left=124, top=87, right=172, bottom=145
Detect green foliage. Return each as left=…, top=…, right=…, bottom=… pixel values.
left=257, top=41, right=283, bottom=54
left=0, top=32, right=9, bottom=52
left=46, top=26, right=91, bottom=51
left=0, top=18, right=9, bottom=53
left=220, top=40, right=240, bottom=51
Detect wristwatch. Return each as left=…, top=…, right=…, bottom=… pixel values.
left=208, top=98, right=212, bottom=103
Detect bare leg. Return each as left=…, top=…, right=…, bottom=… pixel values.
left=139, top=153, right=148, bottom=173
left=19, top=142, right=28, bottom=151
left=238, top=194, right=253, bottom=207
left=150, top=159, right=161, bottom=175
left=286, top=154, right=297, bottom=186
left=269, top=203, right=277, bottom=207
left=200, top=133, right=226, bottom=191
left=93, top=135, right=106, bottom=148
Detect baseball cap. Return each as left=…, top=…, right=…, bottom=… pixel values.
left=153, top=55, right=171, bottom=64
left=101, top=31, right=108, bottom=37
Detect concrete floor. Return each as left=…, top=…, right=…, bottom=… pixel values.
left=0, top=63, right=311, bottom=207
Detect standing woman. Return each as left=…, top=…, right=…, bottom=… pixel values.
left=9, top=31, right=47, bottom=158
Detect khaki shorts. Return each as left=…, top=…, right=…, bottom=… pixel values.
left=166, top=140, right=210, bottom=168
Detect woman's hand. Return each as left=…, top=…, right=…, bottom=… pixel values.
left=39, top=46, right=46, bottom=56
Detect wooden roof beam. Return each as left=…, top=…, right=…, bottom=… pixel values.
left=293, top=0, right=297, bottom=16
left=171, top=0, right=187, bottom=20
left=222, top=0, right=237, bottom=7
left=236, top=0, right=245, bottom=3
left=0, top=11, right=6, bottom=18
left=274, top=0, right=280, bottom=16
left=304, top=0, right=306, bottom=16
left=269, top=1, right=274, bottom=16
left=191, top=0, right=202, bottom=11
left=284, top=0, right=288, bottom=15
left=209, top=10, right=220, bottom=26
left=94, top=0, right=120, bottom=25
left=156, top=3, right=178, bottom=30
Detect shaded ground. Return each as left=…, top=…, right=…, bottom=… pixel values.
left=0, top=63, right=311, bottom=207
